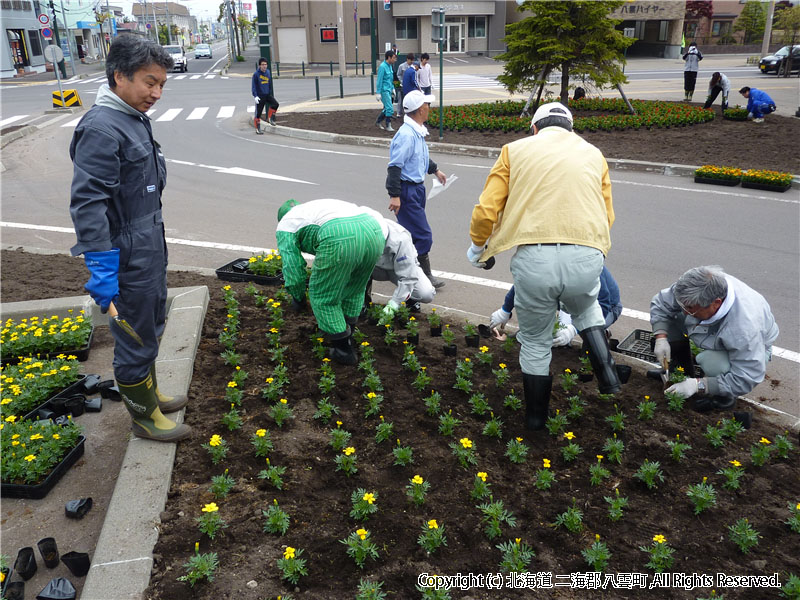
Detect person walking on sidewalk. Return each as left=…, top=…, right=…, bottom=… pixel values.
left=375, top=49, right=397, bottom=131
left=386, top=90, right=448, bottom=289
left=739, top=86, right=777, bottom=123
left=703, top=72, right=730, bottom=111
left=467, top=102, right=621, bottom=431
left=417, top=53, right=433, bottom=95
left=68, top=35, right=190, bottom=443
left=252, top=57, right=279, bottom=133
left=682, top=42, right=703, bottom=101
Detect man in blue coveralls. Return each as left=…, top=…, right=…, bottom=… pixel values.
left=375, top=49, right=397, bottom=131
left=386, top=90, right=448, bottom=289
left=738, top=86, right=776, bottom=123
left=69, top=35, right=191, bottom=442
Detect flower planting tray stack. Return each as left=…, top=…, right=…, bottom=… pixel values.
left=693, top=176, right=739, bottom=187
left=0, top=327, right=94, bottom=366
left=615, top=329, right=657, bottom=362
left=215, top=258, right=283, bottom=285
left=21, top=374, right=88, bottom=421
left=1, top=435, right=86, bottom=499
left=741, top=181, right=791, bottom=193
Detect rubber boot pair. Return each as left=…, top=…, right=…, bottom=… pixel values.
left=254, top=117, right=262, bottom=134
left=582, top=326, right=622, bottom=394
left=118, top=371, right=191, bottom=442
left=384, top=116, right=394, bottom=132
left=150, top=364, right=188, bottom=413
left=647, top=339, right=694, bottom=382
left=267, top=108, right=277, bottom=126
left=329, top=327, right=357, bottom=366
left=523, top=373, right=552, bottom=431
left=418, top=253, right=445, bottom=289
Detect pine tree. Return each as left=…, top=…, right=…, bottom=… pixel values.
left=733, top=1, right=766, bottom=44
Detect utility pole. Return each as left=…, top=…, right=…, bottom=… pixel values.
left=431, top=6, right=444, bottom=140
left=48, top=0, right=67, bottom=77
left=353, top=0, right=358, bottom=72
left=761, top=0, right=776, bottom=58
left=256, top=0, right=272, bottom=72
left=60, top=0, right=77, bottom=77
left=336, top=0, right=346, bottom=74
left=164, top=1, right=171, bottom=44
left=369, top=0, right=376, bottom=74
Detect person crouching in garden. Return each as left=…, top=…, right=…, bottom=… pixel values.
left=703, top=72, right=730, bottom=111
left=739, top=86, right=777, bottom=123
left=276, top=199, right=386, bottom=365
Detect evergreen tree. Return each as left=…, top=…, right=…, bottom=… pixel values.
left=733, top=1, right=766, bottom=44
left=495, top=1, right=633, bottom=107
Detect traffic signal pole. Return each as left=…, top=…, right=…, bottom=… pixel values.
left=49, top=0, right=67, bottom=78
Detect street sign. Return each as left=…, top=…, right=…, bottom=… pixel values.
left=384, top=0, right=390, bottom=10
left=43, top=44, right=63, bottom=63
left=146, top=23, right=151, bottom=29
left=38, top=13, right=50, bottom=25
left=41, top=27, right=53, bottom=40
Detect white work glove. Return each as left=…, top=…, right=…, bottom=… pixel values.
left=466, top=243, right=486, bottom=269
left=382, top=300, right=399, bottom=319
left=489, top=308, right=511, bottom=331
left=666, top=378, right=699, bottom=399
left=254, top=96, right=260, bottom=104
left=552, top=324, right=577, bottom=347
left=376, top=94, right=382, bottom=102
left=747, top=112, right=753, bottom=119
left=653, top=336, right=671, bottom=364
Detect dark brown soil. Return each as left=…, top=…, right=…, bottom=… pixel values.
left=2, top=250, right=799, bottom=600
left=279, top=108, right=800, bottom=175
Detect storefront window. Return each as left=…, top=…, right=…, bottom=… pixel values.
left=395, top=17, right=417, bottom=40
left=28, top=29, right=43, bottom=55
left=468, top=16, right=486, bottom=38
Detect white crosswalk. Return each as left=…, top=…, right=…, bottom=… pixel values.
left=440, top=74, right=503, bottom=89
left=0, top=114, right=30, bottom=128
left=59, top=105, right=238, bottom=127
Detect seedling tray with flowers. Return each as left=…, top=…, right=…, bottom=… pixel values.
left=146, top=281, right=800, bottom=600
left=1, top=356, right=85, bottom=422
left=1, top=310, right=93, bottom=365
left=215, top=251, right=284, bottom=285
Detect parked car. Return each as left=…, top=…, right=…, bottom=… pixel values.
left=194, top=43, right=212, bottom=59
left=759, top=45, right=800, bottom=74
left=164, top=45, right=188, bottom=72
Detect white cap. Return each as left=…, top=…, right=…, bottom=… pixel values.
left=403, top=90, right=435, bottom=112
left=531, top=102, right=573, bottom=128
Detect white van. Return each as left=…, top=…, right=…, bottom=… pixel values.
left=164, top=45, right=187, bottom=72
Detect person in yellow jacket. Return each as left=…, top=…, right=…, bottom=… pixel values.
left=467, top=102, right=621, bottom=431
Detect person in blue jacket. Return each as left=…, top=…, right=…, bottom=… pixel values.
left=402, top=61, right=421, bottom=97
left=739, top=86, right=776, bottom=123
left=252, top=57, right=279, bottom=133
left=489, top=265, right=623, bottom=347
left=375, top=49, right=397, bottom=131
left=69, top=35, right=190, bottom=442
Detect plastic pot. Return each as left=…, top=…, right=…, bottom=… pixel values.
left=13, top=547, right=37, bottom=581
left=64, top=395, right=85, bottom=417
left=406, top=334, right=419, bottom=345
left=37, top=537, right=59, bottom=568
left=615, top=365, right=632, bottom=384
left=477, top=324, right=493, bottom=339
left=60, top=552, right=90, bottom=577
left=465, top=334, right=480, bottom=348
left=6, top=581, right=24, bottom=600
left=49, top=398, right=69, bottom=417
left=36, top=576, right=76, bottom=600
left=443, top=344, right=457, bottom=357
left=81, top=374, right=102, bottom=394
left=733, top=410, right=752, bottom=429
left=65, top=497, right=93, bottom=519
left=578, top=371, right=593, bottom=383
left=84, top=396, right=102, bottom=412
left=429, top=326, right=442, bottom=337
left=98, top=381, right=120, bottom=401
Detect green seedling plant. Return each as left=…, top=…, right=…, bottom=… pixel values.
left=597, top=392, right=616, bottom=403
left=450, top=437, right=477, bottom=468
left=501, top=335, right=516, bottom=353
left=428, top=308, right=442, bottom=328
left=250, top=428, right=274, bottom=457
left=313, top=397, right=339, bottom=424
left=402, top=347, right=421, bottom=372
left=552, top=499, right=583, bottom=533
left=780, top=574, right=800, bottom=600
left=335, top=446, right=358, bottom=476
left=374, top=417, right=394, bottom=444
left=362, top=372, right=383, bottom=393
left=581, top=534, right=611, bottom=571
left=318, top=374, right=336, bottom=395
left=453, top=375, right=473, bottom=394
left=356, top=579, right=387, bottom=600
left=351, top=328, right=367, bottom=345
left=727, top=518, right=760, bottom=553
left=638, top=395, right=657, bottom=420
left=359, top=340, right=375, bottom=365
left=566, top=395, right=587, bottom=420
left=717, top=460, right=745, bottom=491
left=220, top=403, right=242, bottom=431
left=705, top=424, right=725, bottom=449
left=455, top=357, right=474, bottom=379
left=505, top=437, right=529, bottom=464
left=785, top=502, right=800, bottom=533
left=666, top=434, right=692, bottom=462
left=503, top=391, right=521, bottom=411
left=341, top=528, right=379, bottom=569
left=196, top=502, right=227, bottom=540
left=224, top=381, right=243, bottom=406
left=392, top=440, right=415, bottom=467
left=265, top=325, right=281, bottom=346
left=464, top=320, right=478, bottom=338
left=497, top=538, right=535, bottom=573
left=578, top=354, right=592, bottom=374
left=482, top=414, right=503, bottom=439
left=720, top=417, right=745, bottom=441
left=665, top=390, right=685, bottom=412
left=477, top=500, right=517, bottom=540
left=545, top=410, right=569, bottom=436
left=560, top=368, right=578, bottom=393
left=329, top=424, right=352, bottom=451
left=177, top=542, right=219, bottom=587
left=640, top=534, right=675, bottom=572
left=534, top=459, right=555, bottom=490
left=589, top=455, right=611, bottom=486
left=269, top=398, right=293, bottom=427
left=424, top=391, right=442, bottom=416
left=418, top=519, right=447, bottom=554
left=493, top=362, right=510, bottom=387
left=561, top=431, right=583, bottom=463
left=475, top=345, right=493, bottom=366
left=751, top=437, right=773, bottom=466
left=774, top=433, right=795, bottom=459
left=441, top=325, right=456, bottom=346
left=262, top=499, right=290, bottom=535
left=203, top=434, right=228, bottom=465
left=605, top=405, right=626, bottom=432
left=396, top=302, right=411, bottom=324
left=406, top=474, right=430, bottom=506
left=220, top=349, right=241, bottom=367
left=468, top=392, right=490, bottom=416
left=406, top=317, right=419, bottom=337
left=363, top=392, right=384, bottom=418
left=209, top=469, right=235, bottom=499
left=686, top=477, right=718, bottom=515
left=350, top=489, right=378, bottom=521
left=604, top=488, right=629, bottom=521
left=413, top=368, right=432, bottom=392
left=261, top=376, right=284, bottom=402
left=383, top=325, right=398, bottom=345
left=471, top=472, right=491, bottom=500
left=634, top=459, right=665, bottom=490
left=277, top=546, right=308, bottom=584
left=257, top=458, right=286, bottom=490
left=438, top=411, right=461, bottom=437
left=669, top=366, right=687, bottom=383
left=268, top=345, right=287, bottom=363
left=602, top=435, right=624, bottom=464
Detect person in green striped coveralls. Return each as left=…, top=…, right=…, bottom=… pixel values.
left=276, top=199, right=387, bottom=365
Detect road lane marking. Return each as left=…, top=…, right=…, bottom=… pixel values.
left=156, top=108, right=183, bottom=121
left=187, top=107, right=209, bottom=120
left=0, top=115, right=29, bottom=127
left=190, top=74, right=201, bottom=79
left=217, top=106, right=235, bottom=118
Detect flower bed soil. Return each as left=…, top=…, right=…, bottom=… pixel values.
left=1, top=251, right=797, bottom=600
left=278, top=108, right=800, bottom=175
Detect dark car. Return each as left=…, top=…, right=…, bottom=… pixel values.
left=759, top=45, right=800, bottom=74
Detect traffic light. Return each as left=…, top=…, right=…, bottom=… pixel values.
left=431, top=8, right=444, bottom=44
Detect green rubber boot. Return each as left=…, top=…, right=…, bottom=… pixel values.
left=150, top=364, right=188, bottom=413
left=118, top=374, right=192, bottom=442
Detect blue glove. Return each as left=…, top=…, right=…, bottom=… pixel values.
left=84, top=249, right=120, bottom=313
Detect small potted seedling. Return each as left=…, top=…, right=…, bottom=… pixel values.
left=441, top=325, right=457, bottom=356
left=428, top=309, right=442, bottom=337
left=464, top=321, right=480, bottom=348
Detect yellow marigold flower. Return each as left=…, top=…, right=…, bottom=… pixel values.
left=367, top=392, right=377, bottom=399
left=256, top=429, right=267, bottom=437
left=223, top=285, right=231, bottom=291
left=476, top=472, right=487, bottom=482
left=464, top=357, right=470, bottom=363
left=283, top=546, right=296, bottom=559
left=12, top=441, right=19, bottom=446
left=361, top=341, right=370, bottom=347
left=428, top=519, right=438, bottom=529
left=317, top=337, right=325, bottom=343
left=5, top=415, right=17, bottom=423
left=1, top=398, right=12, bottom=405
left=363, top=492, right=375, bottom=504
left=24, top=454, right=36, bottom=462
left=644, top=395, right=650, bottom=400
left=543, top=458, right=551, bottom=468
left=516, top=437, right=523, bottom=442
left=729, top=460, right=741, bottom=467
left=596, top=534, right=601, bottom=541
left=265, top=377, right=274, bottom=383
left=52, top=433, right=60, bottom=440
left=209, top=434, right=222, bottom=447
left=343, top=447, right=355, bottom=456
left=796, top=503, right=800, bottom=511
left=676, top=366, right=684, bottom=372
left=279, top=398, right=288, bottom=404
left=653, top=534, right=666, bottom=544
left=322, top=357, right=330, bottom=363
left=759, top=437, right=771, bottom=445
left=30, top=433, right=44, bottom=441
left=336, top=420, right=342, bottom=427
left=412, top=475, right=424, bottom=485
left=564, top=431, right=575, bottom=440
left=248, top=256, right=257, bottom=263
left=356, top=528, right=368, bottom=540
left=460, top=437, right=473, bottom=449
left=227, top=381, right=237, bottom=388
left=480, top=346, right=489, bottom=353
left=596, top=455, right=604, bottom=461
left=499, top=363, right=507, bottom=369
left=202, top=503, right=219, bottom=513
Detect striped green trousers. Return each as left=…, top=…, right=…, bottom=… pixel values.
left=310, top=215, right=385, bottom=335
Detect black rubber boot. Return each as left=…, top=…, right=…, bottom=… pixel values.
left=329, top=330, right=357, bottom=366
left=582, top=326, right=621, bottom=394
left=647, top=339, right=695, bottom=381
left=523, top=373, right=552, bottom=431
left=418, top=253, right=445, bottom=289
left=693, top=395, right=736, bottom=413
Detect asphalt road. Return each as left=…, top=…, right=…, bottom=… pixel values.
left=1, top=54, right=798, bottom=417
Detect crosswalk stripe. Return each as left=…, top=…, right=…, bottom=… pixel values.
left=0, top=115, right=29, bottom=127
left=440, top=74, right=502, bottom=89
left=205, top=74, right=215, bottom=79
left=187, top=107, right=209, bottom=120
left=190, top=75, right=201, bottom=80
left=174, top=74, right=187, bottom=80
left=156, top=108, right=183, bottom=121
left=61, top=116, right=83, bottom=128
left=217, top=106, right=235, bottom=118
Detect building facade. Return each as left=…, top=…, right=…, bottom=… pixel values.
left=1, top=0, right=46, bottom=78
left=132, top=2, right=197, bottom=47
